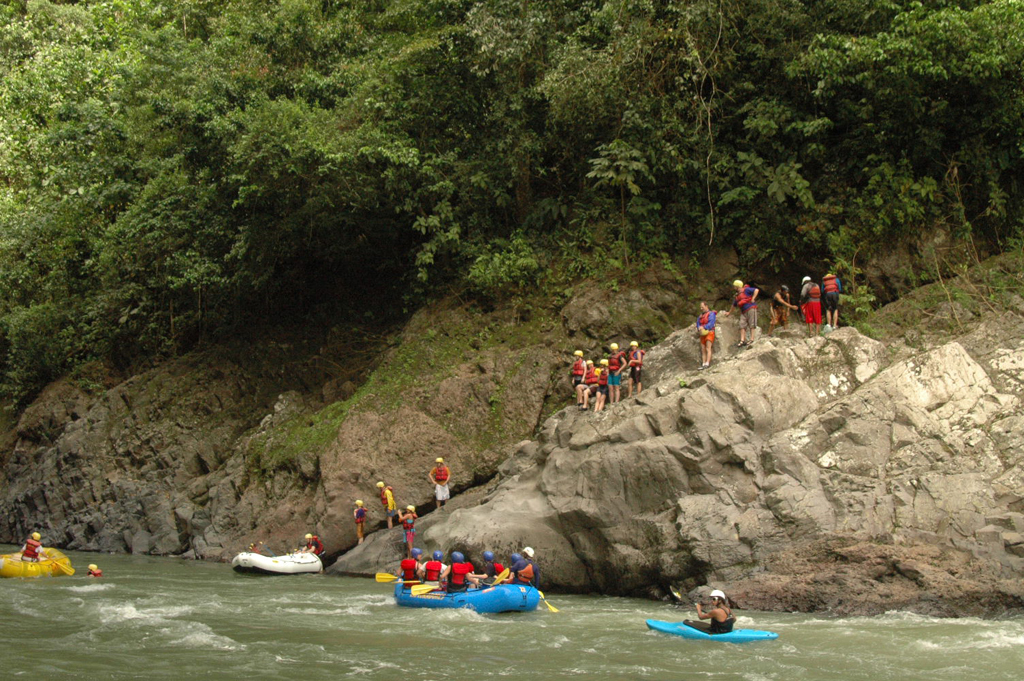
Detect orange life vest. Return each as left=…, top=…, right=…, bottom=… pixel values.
left=513, top=562, right=535, bottom=584
left=823, top=275, right=839, bottom=293
left=23, top=538, right=41, bottom=561
left=809, top=284, right=821, bottom=300
left=88, top=568, right=103, bottom=577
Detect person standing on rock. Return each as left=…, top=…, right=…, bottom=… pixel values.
left=723, top=279, right=760, bottom=347
left=822, top=272, right=842, bottom=329
left=800, top=276, right=822, bottom=336
left=398, top=505, right=418, bottom=558
left=429, top=457, right=451, bottom=509
left=353, top=500, right=367, bottom=545
left=570, top=350, right=586, bottom=404
left=608, top=342, right=627, bottom=404
left=594, top=359, right=610, bottom=412
left=377, top=481, right=397, bottom=529
left=627, top=341, right=645, bottom=397
left=696, top=302, right=717, bottom=370
left=684, top=589, right=736, bottom=635
left=768, top=285, right=799, bottom=335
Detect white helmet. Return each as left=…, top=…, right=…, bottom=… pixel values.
left=710, top=589, right=726, bottom=600
left=523, top=547, right=535, bottom=558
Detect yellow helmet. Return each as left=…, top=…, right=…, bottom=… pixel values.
left=406, top=505, right=415, bottom=512
left=594, top=368, right=602, bottom=375
left=733, top=279, right=743, bottom=288
left=436, top=457, right=444, bottom=463
left=610, top=343, right=619, bottom=350
left=355, top=500, right=364, bottom=506
left=376, top=481, right=385, bottom=488
left=573, top=350, right=583, bottom=357
left=305, top=533, right=313, bottom=539
left=630, top=341, right=639, bottom=347
left=600, top=359, right=609, bottom=365
left=31, top=532, right=40, bottom=541
left=88, top=564, right=98, bottom=571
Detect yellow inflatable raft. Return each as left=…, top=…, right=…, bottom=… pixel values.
left=0, top=548, right=75, bottom=578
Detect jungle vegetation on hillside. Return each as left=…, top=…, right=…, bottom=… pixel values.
left=1, top=0, right=1022, bottom=403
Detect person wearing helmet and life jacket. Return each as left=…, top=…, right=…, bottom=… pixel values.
left=570, top=350, right=586, bottom=404
left=480, top=550, right=505, bottom=585
left=607, top=343, right=627, bottom=404
left=20, top=532, right=43, bottom=562
left=429, top=457, right=451, bottom=510
left=627, top=341, right=646, bottom=397
left=594, top=359, right=610, bottom=412
left=447, top=552, right=480, bottom=593
left=398, top=548, right=422, bottom=589
left=575, top=360, right=596, bottom=410
left=723, top=279, right=761, bottom=347
left=800, top=276, right=822, bottom=337
left=510, top=547, right=540, bottom=588
left=684, top=589, right=736, bottom=635
left=769, top=285, right=799, bottom=336
left=696, top=301, right=717, bottom=370
left=398, top=505, right=418, bottom=558
left=822, top=272, right=843, bottom=329
left=422, top=550, right=448, bottom=587
left=353, top=499, right=367, bottom=545
left=376, top=480, right=397, bottom=529
left=302, top=533, right=325, bottom=557
left=87, top=564, right=103, bottom=578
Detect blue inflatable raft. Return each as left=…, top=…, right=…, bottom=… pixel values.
left=394, top=583, right=540, bottom=613
left=646, top=619, right=779, bottom=643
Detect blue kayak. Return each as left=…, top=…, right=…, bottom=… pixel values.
left=646, top=619, right=779, bottom=643
left=394, top=583, right=540, bottom=613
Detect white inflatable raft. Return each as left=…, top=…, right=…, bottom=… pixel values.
left=231, top=551, right=323, bottom=575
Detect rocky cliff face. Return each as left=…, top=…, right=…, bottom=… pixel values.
left=331, top=313, right=1024, bottom=615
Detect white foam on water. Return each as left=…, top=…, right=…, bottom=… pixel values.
left=545, top=634, right=571, bottom=648
left=64, top=582, right=115, bottom=593
left=162, top=624, right=243, bottom=651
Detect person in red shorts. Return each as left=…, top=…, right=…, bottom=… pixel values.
left=800, top=276, right=822, bottom=336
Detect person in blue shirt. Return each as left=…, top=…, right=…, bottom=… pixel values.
left=696, top=301, right=717, bottom=370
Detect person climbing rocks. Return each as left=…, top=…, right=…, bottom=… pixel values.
left=480, top=550, right=505, bottom=585
left=422, top=550, right=447, bottom=586
left=723, top=280, right=760, bottom=346
left=768, top=285, right=799, bottom=335
left=570, top=349, right=586, bottom=404
left=800, top=276, right=822, bottom=336
left=377, top=480, right=397, bottom=529
left=302, top=532, right=325, bottom=557
left=696, top=301, right=717, bottom=370
left=594, top=359, right=610, bottom=412
left=399, top=548, right=422, bottom=589
left=608, top=342, right=627, bottom=404
left=822, top=272, right=843, bottom=329
left=579, top=360, right=599, bottom=410
left=447, top=551, right=477, bottom=592
left=398, top=505, right=418, bottom=558
left=429, top=457, right=451, bottom=509
left=87, top=564, right=103, bottom=578
left=353, top=499, right=367, bottom=545
left=684, top=589, right=736, bottom=635
left=627, top=341, right=645, bottom=397
left=20, top=532, right=42, bottom=562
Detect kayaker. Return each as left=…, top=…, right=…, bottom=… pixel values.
left=353, top=499, right=367, bottom=545
left=429, top=457, right=451, bottom=510
left=377, top=480, right=397, bottom=529
left=447, top=552, right=477, bottom=592
left=422, top=550, right=447, bottom=587
left=399, top=548, right=422, bottom=589
left=20, top=532, right=43, bottom=562
left=87, top=564, right=103, bottom=578
left=480, top=550, right=505, bottom=585
left=685, top=589, right=736, bottom=635
left=302, top=533, right=325, bottom=557
left=399, top=505, right=418, bottom=558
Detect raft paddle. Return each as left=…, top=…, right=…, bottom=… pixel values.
left=537, top=590, right=559, bottom=613
left=375, top=572, right=420, bottom=585
left=410, top=583, right=442, bottom=596
left=489, top=568, right=511, bottom=586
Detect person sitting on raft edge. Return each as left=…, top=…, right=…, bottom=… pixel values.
left=509, top=547, right=540, bottom=588
left=399, top=548, right=422, bottom=589
left=684, top=589, right=736, bottom=635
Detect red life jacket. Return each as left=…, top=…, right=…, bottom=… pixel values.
left=88, top=568, right=103, bottom=577
left=402, top=515, right=416, bottom=531
left=608, top=352, right=624, bottom=371
left=823, top=275, right=839, bottom=293
left=424, top=560, right=443, bottom=581
left=571, top=358, right=586, bottom=376
left=23, top=538, right=41, bottom=561
left=584, top=369, right=598, bottom=385
left=450, top=562, right=474, bottom=585
left=434, top=465, right=449, bottom=483
left=809, top=284, right=821, bottom=300
left=699, top=311, right=711, bottom=328
left=598, top=370, right=609, bottom=386
left=379, top=486, right=394, bottom=506
left=629, top=349, right=645, bottom=367
left=493, top=562, right=505, bottom=575
left=306, top=536, right=325, bottom=556
left=354, top=508, right=366, bottom=522
left=400, top=558, right=417, bottom=581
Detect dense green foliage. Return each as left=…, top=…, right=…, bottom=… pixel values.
left=1, top=0, right=1023, bottom=403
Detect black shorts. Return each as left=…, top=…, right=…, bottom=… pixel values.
left=824, top=291, right=839, bottom=312
left=630, top=367, right=643, bottom=383
left=572, top=376, right=583, bottom=387
left=598, top=385, right=608, bottom=396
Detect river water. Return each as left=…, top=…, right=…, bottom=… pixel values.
left=1, top=546, right=1020, bottom=679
